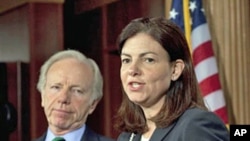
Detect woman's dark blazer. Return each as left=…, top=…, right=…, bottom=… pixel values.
left=117, top=108, right=229, bottom=141
left=33, top=126, right=115, bottom=141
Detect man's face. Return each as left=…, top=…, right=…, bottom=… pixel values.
left=41, top=58, right=98, bottom=134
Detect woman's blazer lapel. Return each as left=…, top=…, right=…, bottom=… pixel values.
left=150, top=122, right=176, bottom=141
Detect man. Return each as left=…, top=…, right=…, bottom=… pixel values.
left=34, top=50, right=114, bottom=141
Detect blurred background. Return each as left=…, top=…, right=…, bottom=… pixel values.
left=0, top=0, right=249, bottom=140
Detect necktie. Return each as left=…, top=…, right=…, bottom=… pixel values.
left=52, top=137, right=66, bottom=141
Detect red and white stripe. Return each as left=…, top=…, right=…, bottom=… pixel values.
left=191, top=23, right=228, bottom=123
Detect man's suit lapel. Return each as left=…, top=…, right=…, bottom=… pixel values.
left=80, top=126, right=99, bottom=141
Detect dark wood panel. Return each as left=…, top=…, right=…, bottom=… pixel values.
left=64, top=0, right=148, bottom=138
left=28, top=3, right=64, bottom=139
left=7, top=62, right=30, bottom=141
left=75, top=0, right=118, bottom=14
left=0, top=63, right=14, bottom=141
left=0, top=0, right=151, bottom=140
left=0, top=62, right=29, bottom=141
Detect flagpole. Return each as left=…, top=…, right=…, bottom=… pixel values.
left=183, top=0, right=192, bottom=53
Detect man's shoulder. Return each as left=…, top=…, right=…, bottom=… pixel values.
left=32, top=132, right=46, bottom=141
left=32, top=127, right=115, bottom=141
left=83, top=127, right=115, bottom=141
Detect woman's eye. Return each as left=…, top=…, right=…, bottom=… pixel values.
left=121, top=58, right=130, bottom=64
left=144, top=58, right=155, bottom=63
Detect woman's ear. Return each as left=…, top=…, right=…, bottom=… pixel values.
left=171, top=59, right=185, bottom=81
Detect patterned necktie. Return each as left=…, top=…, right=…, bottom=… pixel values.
left=52, top=137, right=66, bottom=141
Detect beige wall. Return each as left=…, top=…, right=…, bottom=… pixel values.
left=204, top=0, right=250, bottom=124
left=0, top=5, right=29, bottom=62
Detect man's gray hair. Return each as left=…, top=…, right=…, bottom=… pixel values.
left=36, top=49, right=103, bottom=101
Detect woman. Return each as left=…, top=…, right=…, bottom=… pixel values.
left=114, top=17, right=229, bottom=141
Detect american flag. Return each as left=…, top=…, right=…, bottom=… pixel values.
left=169, top=0, right=228, bottom=124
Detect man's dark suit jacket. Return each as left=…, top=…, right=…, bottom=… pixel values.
left=33, top=126, right=115, bottom=141
left=117, top=108, right=229, bottom=141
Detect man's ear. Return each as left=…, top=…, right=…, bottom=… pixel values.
left=171, top=59, right=185, bottom=81
left=88, top=99, right=100, bottom=115
left=41, top=92, right=45, bottom=107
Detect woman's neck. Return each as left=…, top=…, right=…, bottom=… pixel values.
left=142, top=119, right=156, bottom=139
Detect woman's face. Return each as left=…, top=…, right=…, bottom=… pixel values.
left=120, top=33, right=175, bottom=108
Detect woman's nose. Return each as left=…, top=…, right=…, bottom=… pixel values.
left=128, top=62, right=141, bottom=76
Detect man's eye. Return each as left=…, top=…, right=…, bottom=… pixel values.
left=72, top=89, right=83, bottom=94
left=51, top=85, right=60, bottom=90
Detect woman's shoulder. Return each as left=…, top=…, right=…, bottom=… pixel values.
left=181, top=107, right=223, bottom=122
left=169, top=107, right=229, bottom=140
left=176, top=107, right=229, bottom=134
